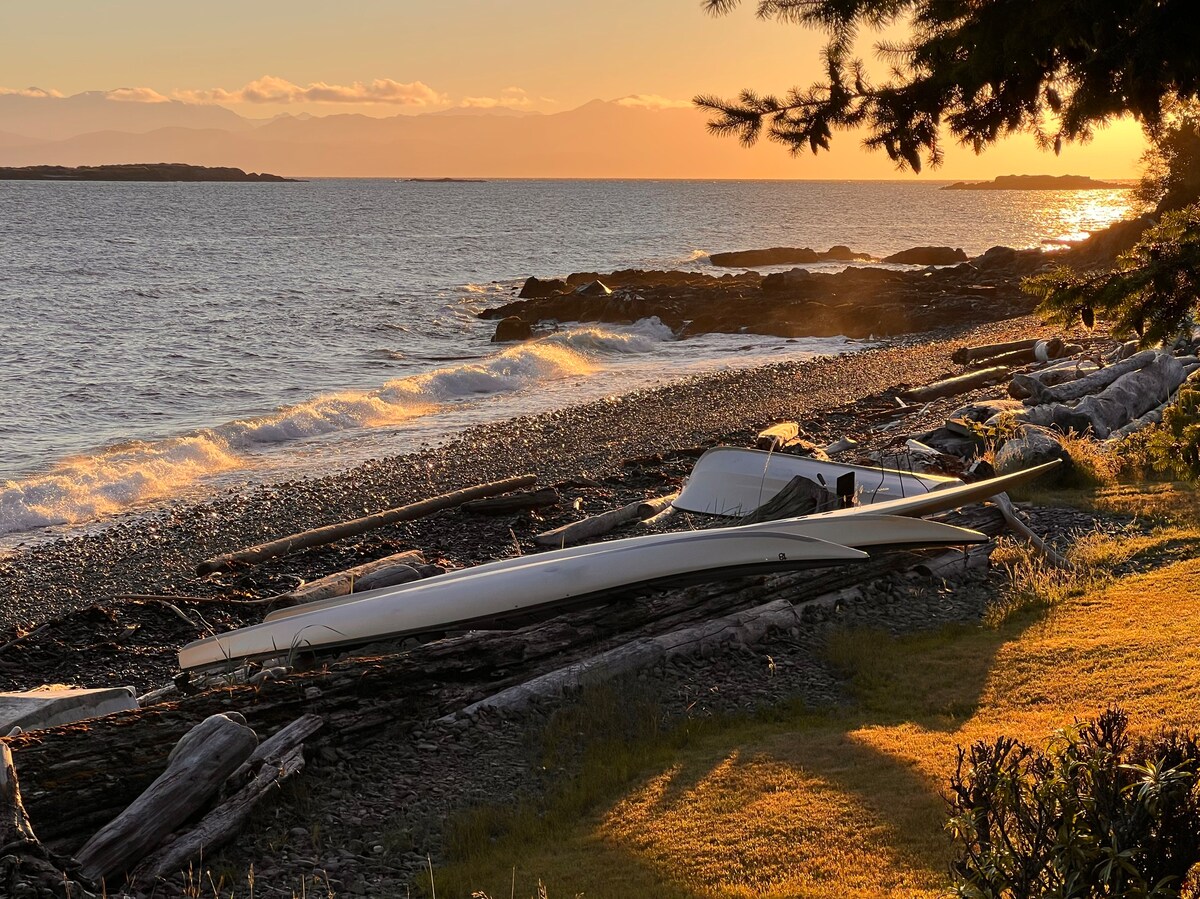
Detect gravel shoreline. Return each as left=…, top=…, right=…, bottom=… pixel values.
left=0, top=316, right=1051, bottom=637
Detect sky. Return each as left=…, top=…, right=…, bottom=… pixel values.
left=0, top=0, right=1148, bottom=178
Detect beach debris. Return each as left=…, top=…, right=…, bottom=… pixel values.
left=1025, top=349, right=1160, bottom=405
left=534, top=492, right=679, bottom=547
left=1021, top=352, right=1186, bottom=438
left=1009, top=358, right=1101, bottom=399
left=755, top=421, right=800, bottom=450
left=734, top=475, right=837, bottom=524
left=992, top=493, right=1070, bottom=568
left=195, top=474, right=537, bottom=574
left=901, top=366, right=1011, bottom=403
left=271, top=549, right=430, bottom=608
left=75, top=712, right=259, bottom=884
left=0, top=684, right=137, bottom=735
left=952, top=337, right=1043, bottom=365
left=137, top=715, right=322, bottom=883
left=461, top=486, right=561, bottom=516
left=822, top=436, right=859, bottom=456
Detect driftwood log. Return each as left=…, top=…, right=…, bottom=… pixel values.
left=1024, top=353, right=1186, bottom=438
left=7, top=507, right=1007, bottom=850
left=534, top=493, right=678, bottom=547
left=1028, top=349, right=1158, bottom=404
left=74, top=712, right=258, bottom=884
left=952, top=338, right=1041, bottom=365
left=196, top=474, right=537, bottom=574
left=1009, top=359, right=1100, bottom=399
left=902, top=366, right=1011, bottom=403
left=755, top=422, right=800, bottom=450
left=136, top=715, right=321, bottom=883
left=272, top=549, right=428, bottom=607
left=461, top=487, right=561, bottom=516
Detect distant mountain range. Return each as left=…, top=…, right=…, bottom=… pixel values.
left=0, top=90, right=889, bottom=179
left=0, top=90, right=1136, bottom=180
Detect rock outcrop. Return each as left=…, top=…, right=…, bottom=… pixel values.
left=708, top=246, right=873, bottom=267
left=882, top=246, right=968, bottom=265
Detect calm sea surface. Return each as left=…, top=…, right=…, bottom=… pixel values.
left=0, top=178, right=1131, bottom=539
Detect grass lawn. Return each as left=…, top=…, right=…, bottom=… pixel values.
left=435, top=483, right=1200, bottom=899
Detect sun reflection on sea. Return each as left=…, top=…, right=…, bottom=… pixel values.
left=1043, top=189, right=1138, bottom=245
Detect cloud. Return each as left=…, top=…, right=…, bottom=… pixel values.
left=461, top=86, right=538, bottom=109
left=174, top=75, right=445, bottom=106
left=615, top=94, right=693, bottom=110
left=104, top=87, right=170, bottom=103
left=0, top=86, right=64, bottom=98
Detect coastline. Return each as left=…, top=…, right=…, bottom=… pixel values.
left=0, top=314, right=1050, bottom=651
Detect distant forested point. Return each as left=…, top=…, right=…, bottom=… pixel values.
left=0, top=164, right=298, bottom=182
left=942, top=174, right=1126, bottom=191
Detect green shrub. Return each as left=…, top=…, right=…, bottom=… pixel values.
left=947, top=709, right=1200, bottom=898
left=1120, top=386, right=1200, bottom=481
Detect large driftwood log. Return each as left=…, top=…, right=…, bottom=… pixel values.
left=1009, top=359, right=1100, bottom=399
left=952, top=338, right=1040, bottom=364
left=535, top=492, right=678, bottom=547
left=273, top=550, right=427, bottom=607
left=74, top=713, right=258, bottom=884
left=7, top=508, right=1007, bottom=849
left=0, top=743, right=36, bottom=848
left=1024, top=353, right=1186, bottom=438
left=902, top=366, right=1011, bottom=403
left=137, top=716, right=321, bottom=883
left=1028, top=349, right=1157, bottom=404
left=461, top=487, right=561, bottom=516
left=196, top=475, right=537, bottom=574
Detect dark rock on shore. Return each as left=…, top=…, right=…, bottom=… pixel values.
left=483, top=248, right=1050, bottom=340
left=491, top=316, right=532, bottom=342
left=709, top=246, right=873, bottom=267
left=518, top=276, right=569, bottom=298
left=0, top=163, right=298, bottom=182
left=942, top=174, right=1125, bottom=191
left=882, top=246, right=968, bottom=265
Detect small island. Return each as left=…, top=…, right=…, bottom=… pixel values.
left=0, top=163, right=298, bottom=182
left=401, top=177, right=487, bottom=183
left=942, top=174, right=1125, bottom=191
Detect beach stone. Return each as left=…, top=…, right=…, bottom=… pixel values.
left=491, top=316, right=532, bottom=342
left=948, top=398, right=1025, bottom=423
left=883, top=246, right=968, bottom=265
left=518, top=276, right=567, bottom=299
left=994, top=426, right=1067, bottom=475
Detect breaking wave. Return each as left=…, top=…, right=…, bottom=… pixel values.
left=0, top=322, right=671, bottom=537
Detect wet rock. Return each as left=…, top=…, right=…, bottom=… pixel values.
left=883, top=246, right=968, bottom=266
left=709, top=246, right=872, bottom=267
left=491, top=316, right=533, bottom=343
left=518, top=276, right=567, bottom=299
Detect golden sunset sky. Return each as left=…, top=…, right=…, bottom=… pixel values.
left=0, top=0, right=1147, bottom=178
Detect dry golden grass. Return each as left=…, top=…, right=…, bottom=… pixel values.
left=436, top=488, right=1200, bottom=899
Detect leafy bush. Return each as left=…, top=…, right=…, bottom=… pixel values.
left=947, top=709, right=1200, bottom=898
left=1120, top=386, right=1200, bottom=481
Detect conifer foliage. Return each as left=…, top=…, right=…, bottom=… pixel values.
left=696, top=0, right=1199, bottom=172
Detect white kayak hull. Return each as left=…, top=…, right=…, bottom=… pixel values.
left=264, top=513, right=987, bottom=624
left=179, top=531, right=868, bottom=671
left=673, top=446, right=962, bottom=517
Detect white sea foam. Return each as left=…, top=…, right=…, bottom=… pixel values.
left=0, top=322, right=671, bottom=537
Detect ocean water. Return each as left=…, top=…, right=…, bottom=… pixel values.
left=0, top=178, right=1132, bottom=541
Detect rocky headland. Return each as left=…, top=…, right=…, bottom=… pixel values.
left=0, top=163, right=298, bottom=182
left=483, top=245, right=1051, bottom=341
left=942, top=174, right=1126, bottom=190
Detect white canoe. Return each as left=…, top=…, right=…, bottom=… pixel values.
left=263, top=513, right=987, bottom=624
left=673, top=446, right=962, bottom=516
left=179, top=531, right=868, bottom=671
